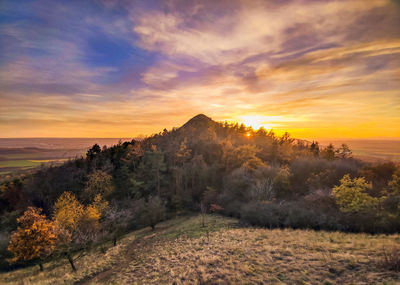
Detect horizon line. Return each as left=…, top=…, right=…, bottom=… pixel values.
left=1, top=137, right=400, bottom=141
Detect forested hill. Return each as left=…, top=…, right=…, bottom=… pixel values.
left=0, top=114, right=399, bottom=270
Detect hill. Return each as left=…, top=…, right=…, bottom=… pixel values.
left=180, top=114, right=217, bottom=130
left=0, top=114, right=399, bottom=280
left=0, top=214, right=399, bottom=284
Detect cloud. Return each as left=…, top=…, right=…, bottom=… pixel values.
left=0, top=0, right=399, bottom=138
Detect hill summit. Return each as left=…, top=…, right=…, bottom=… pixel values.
left=180, top=114, right=218, bottom=130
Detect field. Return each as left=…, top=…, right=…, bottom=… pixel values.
left=0, top=149, right=80, bottom=176
left=0, top=138, right=132, bottom=177
left=1, top=215, right=399, bottom=285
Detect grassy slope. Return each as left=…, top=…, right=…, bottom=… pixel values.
left=0, top=215, right=399, bottom=284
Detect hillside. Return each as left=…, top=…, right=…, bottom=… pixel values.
left=0, top=214, right=399, bottom=284
left=1, top=114, right=399, bottom=282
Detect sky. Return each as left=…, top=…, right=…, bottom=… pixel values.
left=0, top=0, right=399, bottom=140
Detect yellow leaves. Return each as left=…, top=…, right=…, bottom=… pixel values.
left=92, top=194, right=109, bottom=215
left=332, top=174, right=380, bottom=213
left=53, top=191, right=107, bottom=245
left=53, top=192, right=84, bottom=232
left=8, top=207, right=57, bottom=264
left=9, top=191, right=109, bottom=265
left=85, top=205, right=101, bottom=221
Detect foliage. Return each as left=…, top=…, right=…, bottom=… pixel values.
left=141, top=196, right=166, bottom=230
left=388, top=171, right=400, bottom=194
left=8, top=207, right=57, bottom=269
left=53, top=192, right=108, bottom=271
left=332, top=174, right=380, bottom=213
left=83, top=170, right=114, bottom=201
left=53, top=192, right=84, bottom=232
left=0, top=114, right=400, bottom=272
left=1, top=215, right=399, bottom=284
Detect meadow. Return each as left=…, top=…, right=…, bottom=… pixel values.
left=1, top=214, right=398, bottom=285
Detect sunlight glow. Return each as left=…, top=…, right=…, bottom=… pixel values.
left=239, top=115, right=268, bottom=130
left=0, top=0, right=399, bottom=139
left=237, top=115, right=290, bottom=130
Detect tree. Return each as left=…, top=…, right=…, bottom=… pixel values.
left=102, top=203, right=131, bottom=246
left=86, top=144, right=101, bottom=162
left=321, top=143, right=335, bottom=160
left=273, top=167, right=291, bottom=198
left=53, top=192, right=107, bottom=271
left=383, top=172, right=400, bottom=215
left=83, top=170, right=114, bottom=201
left=332, top=174, right=380, bottom=213
left=175, top=138, right=192, bottom=165
left=53, top=192, right=84, bottom=232
left=226, top=145, right=261, bottom=171
left=336, top=143, right=352, bottom=159
left=388, top=172, right=400, bottom=194
left=310, top=141, right=319, bottom=157
left=250, top=177, right=274, bottom=201
left=8, top=207, right=57, bottom=271
left=141, top=148, right=166, bottom=196
left=142, top=196, right=166, bottom=230
left=242, top=157, right=266, bottom=171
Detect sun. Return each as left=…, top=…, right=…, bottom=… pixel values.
left=239, top=115, right=269, bottom=130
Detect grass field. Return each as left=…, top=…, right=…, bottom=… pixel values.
left=0, top=160, right=45, bottom=168
left=0, top=147, right=83, bottom=178
left=0, top=159, right=69, bottom=177
left=0, top=214, right=399, bottom=284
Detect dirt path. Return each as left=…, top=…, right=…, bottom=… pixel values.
left=76, top=221, right=182, bottom=285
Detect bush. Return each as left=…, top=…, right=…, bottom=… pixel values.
left=141, top=196, right=166, bottom=230
left=221, top=200, right=243, bottom=218
left=240, top=200, right=342, bottom=231
left=284, top=205, right=318, bottom=229
left=241, top=202, right=285, bottom=228
left=0, top=232, right=11, bottom=271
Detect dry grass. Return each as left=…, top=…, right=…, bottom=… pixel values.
left=380, top=246, right=400, bottom=272
left=0, top=215, right=399, bottom=284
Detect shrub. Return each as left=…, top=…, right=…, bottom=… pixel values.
left=241, top=202, right=284, bottom=228
left=284, top=205, right=319, bottom=229
left=221, top=200, right=243, bottom=218
left=332, top=174, right=379, bottom=213
left=141, top=196, right=166, bottom=230
left=0, top=232, right=11, bottom=271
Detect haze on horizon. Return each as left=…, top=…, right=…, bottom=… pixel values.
left=0, top=0, right=399, bottom=140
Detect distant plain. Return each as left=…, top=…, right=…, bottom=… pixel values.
left=0, top=138, right=131, bottom=176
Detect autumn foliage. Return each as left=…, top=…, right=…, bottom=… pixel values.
left=53, top=192, right=108, bottom=271
left=7, top=192, right=109, bottom=272
left=332, top=174, right=380, bottom=213
left=8, top=207, right=57, bottom=270
left=1, top=114, right=400, bottom=273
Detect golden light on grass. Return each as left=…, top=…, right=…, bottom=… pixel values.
left=1, top=215, right=399, bottom=284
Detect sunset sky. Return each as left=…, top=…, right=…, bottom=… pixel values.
left=0, top=0, right=399, bottom=139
